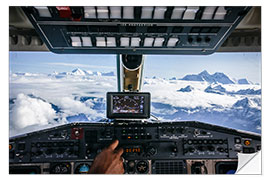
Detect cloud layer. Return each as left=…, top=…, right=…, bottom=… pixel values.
left=9, top=93, right=57, bottom=134
left=9, top=70, right=261, bottom=136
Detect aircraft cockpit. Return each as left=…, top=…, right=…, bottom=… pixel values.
left=9, top=5, right=261, bottom=174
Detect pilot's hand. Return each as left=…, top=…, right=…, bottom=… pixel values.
left=89, top=139, right=124, bottom=174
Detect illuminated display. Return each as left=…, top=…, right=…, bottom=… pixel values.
left=124, top=147, right=142, bottom=153
left=112, top=95, right=144, bottom=114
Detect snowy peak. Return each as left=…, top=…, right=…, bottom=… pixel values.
left=233, top=98, right=251, bottom=108
left=233, top=97, right=261, bottom=109
left=102, top=71, right=115, bottom=76
left=212, top=72, right=235, bottom=84
left=182, top=70, right=235, bottom=84
left=199, top=70, right=211, bottom=76
left=49, top=68, right=115, bottom=77
left=12, top=72, right=39, bottom=77
left=237, top=78, right=250, bottom=85
left=181, top=74, right=204, bottom=81
left=71, top=68, right=87, bottom=76
left=205, top=84, right=226, bottom=95
left=177, top=85, right=194, bottom=92
left=235, top=88, right=261, bottom=95
left=169, top=77, right=177, bottom=80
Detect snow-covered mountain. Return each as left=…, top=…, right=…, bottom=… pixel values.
left=182, top=70, right=234, bottom=84
left=47, top=68, right=115, bottom=78
left=234, top=88, right=261, bottom=95
left=71, top=68, right=93, bottom=76
left=177, top=85, right=194, bottom=92
left=11, top=72, right=39, bottom=77
left=181, top=70, right=252, bottom=85
left=204, top=84, right=226, bottom=95
left=237, top=78, right=250, bottom=84
left=101, top=71, right=115, bottom=76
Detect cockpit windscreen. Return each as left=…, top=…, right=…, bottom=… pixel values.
left=9, top=52, right=261, bottom=136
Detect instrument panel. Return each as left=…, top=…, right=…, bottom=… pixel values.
left=9, top=121, right=261, bottom=174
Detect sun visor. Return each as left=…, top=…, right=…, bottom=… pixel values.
left=22, top=6, right=251, bottom=55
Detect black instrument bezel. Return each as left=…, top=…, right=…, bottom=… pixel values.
left=107, top=92, right=151, bottom=119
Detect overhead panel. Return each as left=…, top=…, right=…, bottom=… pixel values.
left=214, top=7, right=227, bottom=20
left=34, top=6, right=52, bottom=18
left=131, top=37, right=141, bottom=47
left=153, top=37, right=165, bottom=47
left=123, top=6, right=134, bottom=19
left=22, top=6, right=251, bottom=55
left=141, top=7, right=154, bottom=19
left=171, top=6, right=186, bottom=19
left=201, top=6, right=217, bottom=20
left=97, top=6, right=109, bottom=19
left=182, top=6, right=199, bottom=20
left=81, top=37, right=92, bottom=47
left=144, top=37, right=154, bottom=47
left=120, top=37, right=130, bottom=47
left=84, top=7, right=96, bottom=19
left=70, top=36, right=81, bottom=47
left=110, top=6, right=121, bottom=19
left=96, top=37, right=106, bottom=47
left=153, top=7, right=167, bottom=19
left=107, top=37, right=116, bottom=47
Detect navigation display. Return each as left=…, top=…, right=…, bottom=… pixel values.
left=107, top=92, right=150, bottom=119
left=112, top=95, right=144, bottom=114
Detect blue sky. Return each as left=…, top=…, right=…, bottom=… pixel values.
left=9, top=51, right=261, bottom=83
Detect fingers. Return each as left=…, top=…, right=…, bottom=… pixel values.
left=115, top=159, right=125, bottom=174
left=108, top=140, right=124, bottom=158
left=108, top=139, right=119, bottom=151
left=115, top=147, right=124, bottom=157
left=119, top=162, right=125, bottom=174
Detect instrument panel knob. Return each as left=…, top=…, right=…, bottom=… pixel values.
left=146, top=146, right=157, bottom=156
left=172, top=146, right=178, bottom=153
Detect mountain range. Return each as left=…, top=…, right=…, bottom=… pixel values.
left=49, top=68, right=115, bottom=77
left=12, top=69, right=252, bottom=85
left=181, top=70, right=251, bottom=85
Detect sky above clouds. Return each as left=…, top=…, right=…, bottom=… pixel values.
left=9, top=51, right=261, bottom=83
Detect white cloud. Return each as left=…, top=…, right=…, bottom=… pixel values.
left=9, top=72, right=261, bottom=136
left=57, top=97, right=92, bottom=115
left=55, top=97, right=104, bottom=119
left=9, top=93, right=57, bottom=131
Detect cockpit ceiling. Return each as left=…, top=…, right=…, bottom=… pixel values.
left=9, top=6, right=261, bottom=53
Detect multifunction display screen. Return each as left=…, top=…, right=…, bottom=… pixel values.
left=112, top=95, right=144, bottom=114
left=107, top=92, right=150, bottom=119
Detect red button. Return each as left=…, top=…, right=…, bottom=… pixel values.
left=56, top=6, right=72, bottom=18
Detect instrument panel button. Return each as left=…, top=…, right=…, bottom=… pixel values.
left=234, top=137, right=241, bottom=144
left=218, top=139, right=223, bottom=144
left=208, top=146, right=215, bottom=151
left=244, top=140, right=251, bottom=146
left=187, top=140, right=193, bottom=145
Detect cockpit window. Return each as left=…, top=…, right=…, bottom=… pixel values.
left=9, top=52, right=261, bottom=137
left=143, top=52, right=261, bottom=134
left=9, top=52, right=117, bottom=136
